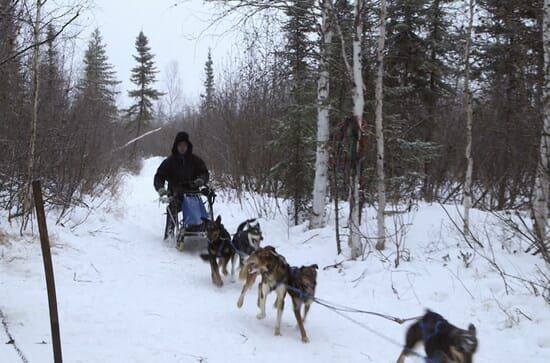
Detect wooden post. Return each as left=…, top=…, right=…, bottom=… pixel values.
left=32, top=180, right=63, bottom=363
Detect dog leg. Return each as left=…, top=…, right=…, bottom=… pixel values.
left=239, top=255, right=245, bottom=270
left=256, top=282, right=262, bottom=308
left=257, top=283, right=270, bottom=320
left=396, top=321, right=422, bottom=363
left=220, top=257, right=229, bottom=276
left=449, top=346, right=465, bottom=363
left=274, top=286, right=286, bottom=336
left=303, top=301, right=312, bottom=324
left=292, top=297, right=309, bottom=343
left=209, top=255, right=223, bottom=287
left=395, top=352, right=407, bottom=363
left=237, top=273, right=256, bottom=308
left=230, top=254, right=237, bottom=283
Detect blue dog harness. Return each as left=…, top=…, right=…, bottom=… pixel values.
left=419, top=319, right=447, bottom=363
left=419, top=319, right=444, bottom=344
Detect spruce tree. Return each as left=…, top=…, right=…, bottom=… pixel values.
left=382, top=0, right=454, bottom=200
left=127, top=31, right=162, bottom=159
left=272, top=0, right=316, bottom=225
left=201, top=48, right=215, bottom=112
left=474, top=0, right=542, bottom=208
left=73, top=29, right=119, bottom=177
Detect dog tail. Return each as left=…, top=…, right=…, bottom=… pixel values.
left=199, top=253, right=210, bottom=262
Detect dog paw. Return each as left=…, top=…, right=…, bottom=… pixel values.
left=256, top=312, right=266, bottom=320
left=274, top=329, right=281, bottom=336
left=237, top=297, right=244, bottom=308
left=301, top=336, right=310, bottom=343
left=212, top=277, right=223, bottom=288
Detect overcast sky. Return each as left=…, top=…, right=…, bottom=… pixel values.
left=84, top=0, right=238, bottom=108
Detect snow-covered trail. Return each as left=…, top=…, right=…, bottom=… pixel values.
left=2, top=158, right=550, bottom=362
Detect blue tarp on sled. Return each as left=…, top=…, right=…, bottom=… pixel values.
left=181, top=195, right=209, bottom=227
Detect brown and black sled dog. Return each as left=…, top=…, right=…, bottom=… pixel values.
left=396, top=310, right=478, bottom=363
left=200, top=216, right=236, bottom=287
left=236, top=246, right=318, bottom=342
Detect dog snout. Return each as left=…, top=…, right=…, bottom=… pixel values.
left=304, top=284, right=315, bottom=297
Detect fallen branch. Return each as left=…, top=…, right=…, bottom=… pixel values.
left=115, top=127, right=162, bottom=151
left=322, top=259, right=351, bottom=270
left=300, top=233, right=319, bottom=244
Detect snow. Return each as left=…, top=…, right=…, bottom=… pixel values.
left=1, top=157, right=550, bottom=362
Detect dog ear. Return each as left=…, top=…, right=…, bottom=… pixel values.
left=310, top=264, right=319, bottom=270
left=216, top=215, right=222, bottom=224
left=468, top=323, right=476, bottom=335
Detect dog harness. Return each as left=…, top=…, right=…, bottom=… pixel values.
left=215, top=237, right=230, bottom=257
left=419, top=319, right=454, bottom=363
left=285, top=266, right=312, bottom=301
left=228, top=238, right=249, bottom=258
left=419, top=319, right=444, bottom=344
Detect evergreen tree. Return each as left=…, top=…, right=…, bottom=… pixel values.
left=127, top=31, right=162, bottom=159
left=382, top=0, right=454, bottom=201
left=201, top=48, right=215, bottom=112
left=77, top=29, right=118, bottom=113
left=272, top=0, right=316, bottom=225
left=72, top=29, right=119, bottom=179
left=474, top=0, right=542, bottom=208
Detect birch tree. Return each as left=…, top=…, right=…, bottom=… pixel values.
left=310, top=0, right=333, bottom=229
left=463, top=0, right=475, bottom=237
left=349, top=0, right=365, bottom=259
left=23, top=0, right=42, bottom=230
left=163, top=61, right=183, bottom=120
left=374, top=0, right=387, bottom=250
left=533, top=0, right=550, bottom=256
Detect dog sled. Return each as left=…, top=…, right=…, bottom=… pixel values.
left=162, top=184, right=216, bottom=252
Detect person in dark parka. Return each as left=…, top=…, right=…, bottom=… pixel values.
left=154, top=132, right=210, bottom=241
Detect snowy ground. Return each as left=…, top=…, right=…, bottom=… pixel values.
left=1, top=157, right=550, bottom=362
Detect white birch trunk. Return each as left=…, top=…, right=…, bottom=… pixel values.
left=374, top=0, right=387, bottom=250
left=349, top=0, right=364, bottom=259
left=463, top=0, right=474, bottom=237
left=534, top=0, right=550, bottom=248
left=310, top=0, right=333, bottom=229
left=24, top=0, right=41, bottom=224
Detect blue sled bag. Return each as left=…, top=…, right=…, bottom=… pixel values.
left=181, top=195, right=209, bottom=227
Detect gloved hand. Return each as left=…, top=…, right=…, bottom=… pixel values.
left=157, top=187, right=169, bottom=203
left=194, top=178, right=204, bottom=187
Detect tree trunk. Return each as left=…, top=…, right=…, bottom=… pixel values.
left=23, top=0, right=42, bottom=230
left=375, top=0, right=387, bottom=251
left=310, top=0, right=333, bottom=229
left=349, top=0, right=365, bottom=259
left=463, top=0, right=474, bottom=237
left=533, top=0, right=550, bottom=255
